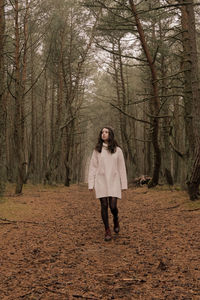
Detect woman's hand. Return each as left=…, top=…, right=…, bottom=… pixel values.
left=122, top=189, right=127, bottom=200
left=89, top=189, right=94, bottom=200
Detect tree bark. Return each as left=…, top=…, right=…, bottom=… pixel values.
left=129, top=0, right=161, bottom=187
left=179, top=0, right=200, bottom=199
left=118, top=39, right=136, bottom=166
left=0, top=0, right=6, bottom=196
left=158, top=16, right=173, bottom=185
left=14, top=0, right=24, bottom=194
left=30, top=31, right=36, bottom=183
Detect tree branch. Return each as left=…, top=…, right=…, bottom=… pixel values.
left=110, top=102, right=152, bottom=125
left=95, top=41, right=147, bottom=62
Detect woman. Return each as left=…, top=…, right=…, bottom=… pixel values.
left=88, top=126, right=128, bottom=241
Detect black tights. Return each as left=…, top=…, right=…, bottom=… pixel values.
left=100, top=197, right=118, bottom=230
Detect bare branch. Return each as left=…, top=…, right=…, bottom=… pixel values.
left=110, top=102, right=152, bottom=125
left=95, top=41, right=147, bottom=62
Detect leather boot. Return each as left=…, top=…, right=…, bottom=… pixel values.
left=114, top=218, right=120, bottom=233
left=104, top=228, right=112, bottom=241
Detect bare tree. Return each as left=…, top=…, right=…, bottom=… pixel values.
left=0, top=0, right=6, bottom=196
left=129, top=0, right=161, bottom=187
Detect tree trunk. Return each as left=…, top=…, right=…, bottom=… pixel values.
left=14, top=0, right=25, bottom=194
left=129, top=0, right=161, bottom=187
left=179, top=0, right=200, bottom=199
left=42, top=69, right=48, bottom=183
left=30, top=32, right=36, bottom=183
left=64, top=126, right=71, bottom=187
left=0, top=0, right=6, bottom=196
left=187, top=150, right=200, bottom=199
left=117, top=39, right=136, bottom=167
left=159, top=17, right=173, bottom=185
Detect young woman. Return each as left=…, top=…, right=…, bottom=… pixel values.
left=88, top=127, right=128, bottom=241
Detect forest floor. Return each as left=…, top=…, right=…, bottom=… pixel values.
left=0, top=184, right=200, bottom=300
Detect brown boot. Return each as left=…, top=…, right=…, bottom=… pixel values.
left=104, top=228, right=112, bottom=241
left=114, top=218, right=120, bottom=233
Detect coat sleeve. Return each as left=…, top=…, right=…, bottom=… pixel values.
left=88, top=150, right=98, bottom=189
left=117, top=148, right=128, bottom=190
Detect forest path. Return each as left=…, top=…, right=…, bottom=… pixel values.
left=0, top=184, right=199, bottom=300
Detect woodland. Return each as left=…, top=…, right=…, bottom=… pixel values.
left=0, top=0, right=200, bottom=200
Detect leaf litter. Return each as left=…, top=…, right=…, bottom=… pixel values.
left=0, top=184, right=199, bottom=299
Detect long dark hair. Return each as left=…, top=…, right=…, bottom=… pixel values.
left=95, top=126, right=119, bottom=153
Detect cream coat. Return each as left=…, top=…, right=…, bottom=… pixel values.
left=88, top=143, right=128, bottom=199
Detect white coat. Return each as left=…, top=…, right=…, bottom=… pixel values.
left=88, top=143, right=128, bottom=199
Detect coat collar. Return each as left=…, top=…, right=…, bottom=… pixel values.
left=102, top=142, right=108, bottom=148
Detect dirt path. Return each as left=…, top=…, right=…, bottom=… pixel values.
left=0, top=184, right=199, bottom=300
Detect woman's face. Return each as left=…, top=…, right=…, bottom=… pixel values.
left=101, top=128, right=109, bottom=142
